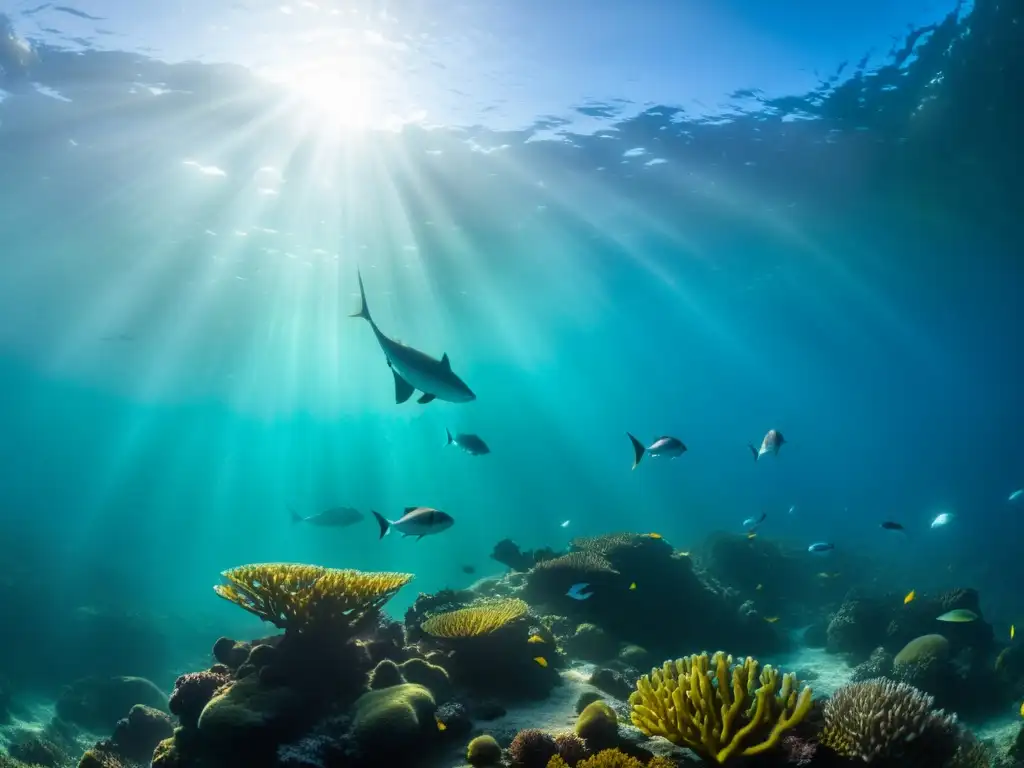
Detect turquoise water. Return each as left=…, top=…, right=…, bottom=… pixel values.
left=1, top=0, right=1022, bottom=698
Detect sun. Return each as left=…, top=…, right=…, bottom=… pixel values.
left=279, top=55, right=379, bottom=130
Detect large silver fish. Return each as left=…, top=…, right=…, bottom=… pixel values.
left=289, top=505, right=364, bottom=527
left=627, top=432, right=686, bottom=469
left=372, top=507, right=455, bottom=541
left=351, top=270, right=476, bottom=405
left=749, top=429, right=785, bottom=461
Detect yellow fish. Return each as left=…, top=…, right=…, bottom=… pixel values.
left=648, top=533, right=663, bottom=540
left=1019, top=700, right=1024, bottom=718
left=747, top=532, right=757, bottom=540
left=1013, top=625, right=1016, bottom=640
left=904, top=590, right=915, bottom=605
left=756, top=584, right=763, bottom=591
left=629, top=582, right=637, bottom=591
left=436, top=718, right=447, bottom=731
left=764, top=616, right=780, bottom=623
left=679, top=551, right=691, bottom=557
left=533, top=656, right=548, bottom=668
left=527, top=634, right=545, bottom=644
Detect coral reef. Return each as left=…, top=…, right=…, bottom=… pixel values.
left=629, top=651, right=812, bottom=763
left=576, top=700, right=619, bottom=747
left=820, top=678, right=958, bottom=763
left=508, top=728, right=559, bottom=768
left=349, top=683, right=437, bottom=757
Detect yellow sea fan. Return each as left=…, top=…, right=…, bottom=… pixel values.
left=214, top=563, right=413, bottom=633
left=629, top=651, right=813, bottom=764
left=421, top=598, right=529, bottom=638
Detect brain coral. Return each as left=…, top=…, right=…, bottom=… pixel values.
left=894, top=634, right=951, bottom=666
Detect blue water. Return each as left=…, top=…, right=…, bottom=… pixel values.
left=1, top=0, right=1022, bottom=694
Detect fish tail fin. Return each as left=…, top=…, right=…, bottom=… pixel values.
left=288, top=505, right=302, bottom=523
left=349, top=269, right=371, bottom=321
left=371, top=510, right=391, bottom=539
left=445, top=428, right=454, bottom=446
left=627, top=432, right=645, bottom=469
left=748, top=443, right=759, bottom=461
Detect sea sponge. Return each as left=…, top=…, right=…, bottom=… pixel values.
left=894, top=634, right=951, bottom=665
left=368, top=659, right=403, bottom=690
left=575, top=700, right=619, bottom=746
left=350, top=683, right=437, bottom=755
left=421, top=599, right=529, bottom=638
left=466, top=734, right=503, bottom=766
left=820, top=678, right=958, bottom=761
left=629, top=651, right=813, bottom=764
left=213, top=563, right=413, bottom=635
left=398, top=657, right=453, bottom=700
left=508, top=728, right=559, bottom=768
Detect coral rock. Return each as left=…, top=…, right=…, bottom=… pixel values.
left=56, top=675, right=168, bottom=733
left=110, top=704, right=175, bottom=763
left=169, top=670, right=230, bottom=729
left=575, top=700, right=619, bottom=747
left=350, top=683, right=437, bottom=758
left=467, top=734, right=503, bottom=766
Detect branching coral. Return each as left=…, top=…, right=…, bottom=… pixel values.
left=629, top=651, right=812, bottom=764
left=213, top=564, right=412, bottom=634
left=420, top=598, right=528, bottom=638
left=820, top=678, right=958, bottom=761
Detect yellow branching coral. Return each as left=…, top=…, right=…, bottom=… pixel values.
left=214, top=563, right=413, bottom=634
left=629, top=651, right=813, bottom=764
left=421, top=598, right=529, bottom=638
left=548, top=749, right=675, bottom=768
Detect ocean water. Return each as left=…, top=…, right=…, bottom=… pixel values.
left=0, top=0, right=1022, bottom=724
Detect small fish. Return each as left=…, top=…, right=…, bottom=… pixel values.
left=533, top=656, right=548, bottom=668
left=436, top=718, right=447, bottom=731
left=756, top=584, right=763, bottom=591
left=351, top=269, right=476, bottom=404
left=936, top=609, right=979, bottom=623
left=1010, top=489, right=1023, bottom=502
left=930, top=512, right=953, bottom=529
left=749, top=429, right=785, bottom=461
left=746, top=532, right=757, bottom=540
left=808, top=542, right=835, bottom=554
left=996, top=647, right=1010, bottom=670
left=445, top=428, right=490, bottom=456
left=629, top=582, right=637, bottom=591
left=817, top=571, right=841, bottom=579
left=289, top=505, right=364, bottom=527
left=1012, top=624, right=1016, bottom=640
left=765, top=616, right=780, bottom=623
left=560, top=520, right=571, bottom=528
left=527, top=634, right=546, bottom=644
left=881, top=521, right=906, bottom=533
left=679, top=551, right=691, bottom=557
left=1020, top=700, right=1024, bottom=718
left=372, top=507, right=454, bottom=540
left=566, top=583, right=594, bottom=600
left=904, top=590, right=915, bottom=605
left=742, top=513, right=767, bottom=532
left=627, top=433, right=687, bottom=469
left=648, top=533, right=663, bottom=540
left=460, top=564, right=476, bottom=575
left=788, top=505, right=796, bottom=514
